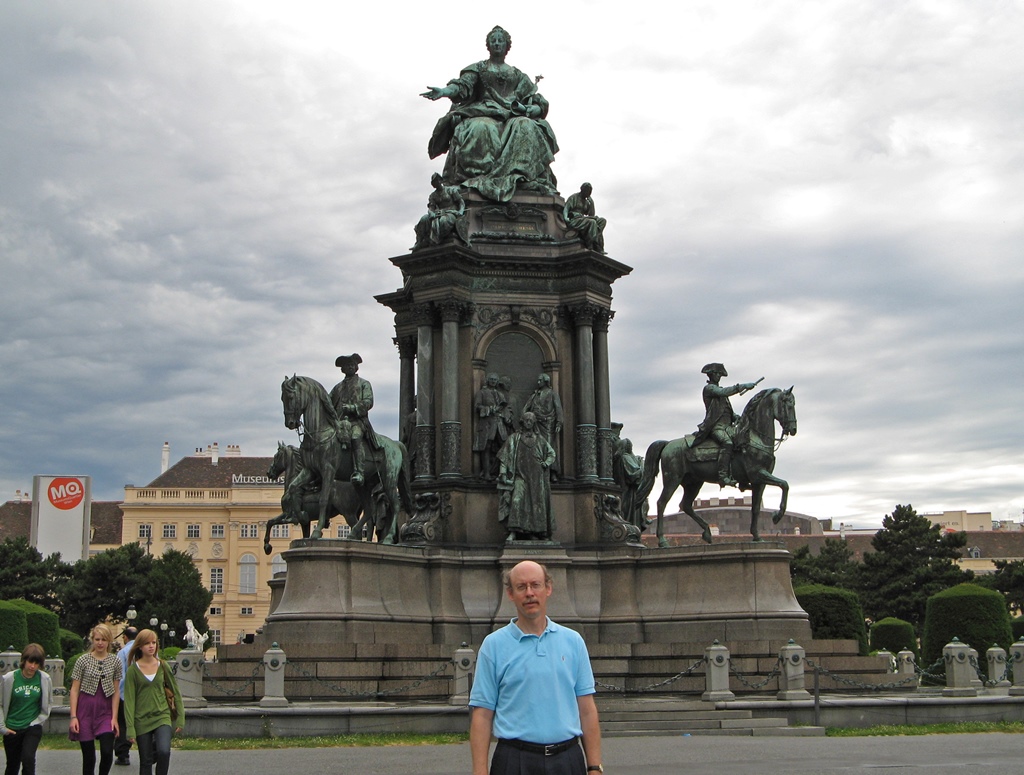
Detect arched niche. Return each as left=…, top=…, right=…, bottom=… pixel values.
left=478, top=328, right=550, bottom=423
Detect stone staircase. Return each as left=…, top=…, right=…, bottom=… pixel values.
left=596, top=697, right=825, bottom=737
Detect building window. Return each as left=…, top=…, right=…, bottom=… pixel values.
left=211, top=524, right=225, bottom=539
left=336, top=524, right=351, bottom=539
left=241, top=607, right=254, bottom=616
left=270, top=524, right=289, bottom=539
left=239, top=553, right=257, bottom=594
left=210, top=629, right=221, bottom=646
left=139, top=524, right=152, bottom=539
left=187, top=524, right=201, bottom=539
left=162, top=524, right=177, bottom=539
left=209, top=606, right=222, bottom=616
left=209, top=567, right=224, bottom=595
left=271, top=554, right=286, bottom=576
left=240, top=524, right=258, bottom=539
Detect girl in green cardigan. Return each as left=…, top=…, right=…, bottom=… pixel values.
left=123, top=629, right=183, bottom=775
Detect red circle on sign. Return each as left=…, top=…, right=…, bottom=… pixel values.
left=48, top=477, right=85, bottom=510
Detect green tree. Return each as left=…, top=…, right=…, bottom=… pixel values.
left=138, top=549, right=213, bottom=648
left=61, top=543, right=153, bottom=635
left=0, top=537, right=72, bottom=614
left=790, top=538, right=860, bottom=589
left=856, top=504, right=972, bottom=630
left=975, top=559, right=1024, bottom=615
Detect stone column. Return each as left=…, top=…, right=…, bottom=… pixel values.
left=570, top=303, right=599, bottom=481
left=450, top=643, right=476, bottom=706
left=44, top=658, right=66, bottom=706
left=260, top=642, right=289, bottom=707
left=777, top=640, right=811, bottom=700
left=412, top=304, right=435, bottom=480
left=593, top=308, right=614, bottom=482
left=175, top=648, right=208, bottom=707
left=942, top=638, right=978, bottom=697
left=896, top=649, right=916, bottom=679
left=395, top=334, right=416, bottom=438
left=1009, top=638, right=1024, bottom=696
left=438, top=298, right=464, bottom=478
left=702, top=640, right=735, bottom=702
left=986, top=645, right=1011, bottom=692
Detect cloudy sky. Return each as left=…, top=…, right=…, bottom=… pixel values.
left=2, top=0, right=1021, bottom=529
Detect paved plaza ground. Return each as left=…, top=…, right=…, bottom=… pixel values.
left=37, top=733, right=1022, bottom=774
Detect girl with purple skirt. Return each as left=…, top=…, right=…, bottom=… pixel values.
left=70, top=624, right=122, bottom=775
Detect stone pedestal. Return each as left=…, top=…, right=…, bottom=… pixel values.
left=261, top=539, right=810, bottom=648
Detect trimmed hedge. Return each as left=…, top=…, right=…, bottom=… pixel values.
left=870, top=617, right=917, bottom=657
left=4, top=599, right=60, bottom=660
left=921, top=583, right=1012, bottom=677
left=795, top=584, right=868, bottom=655
left=60, top=628, right=84, bottom=663
left=0, top=601, right=29, bottom=652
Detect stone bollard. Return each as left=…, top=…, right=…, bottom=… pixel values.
left=260, top=642, right=289, bottom=707
left=450, top=643, right=476, bottom=706
left=968, top=648, right=983, bottom=688
left=1009, top=638, right=1024, bottom=696
left=44, top=658, right=66, bottom=706
left=876, top=650, right=894, bottom=673
left=777, top=640, right=811, bottom=700
left=702, top=640, right=735, bottom=702
left=0, top=646, right=19, bottom=674
left=175, top=647, right=208, bottom=707
left=986, top=645, right=1011, bottom=693
left=896, top=649, right=917, bottom=687
left=942, top=638, right=978, bottom=697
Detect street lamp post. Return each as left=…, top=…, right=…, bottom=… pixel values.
left=160, top=622, right=168, bottom=649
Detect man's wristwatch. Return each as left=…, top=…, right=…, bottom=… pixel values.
left=587, top=766, right=604, bottom=773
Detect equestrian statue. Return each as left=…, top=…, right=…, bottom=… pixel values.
left=279, top=372, right=412, bottom=546
left=636, top=364, right=798, bottom=547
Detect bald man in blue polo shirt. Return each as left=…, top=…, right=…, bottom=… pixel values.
left=470, top=560, right=603, bottom=775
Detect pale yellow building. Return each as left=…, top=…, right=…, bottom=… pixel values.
left=926, top=509, right=993, bottom=533
left=119, top=443, right=343, bottom=653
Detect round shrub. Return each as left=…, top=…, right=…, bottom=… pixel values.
left=921, top=583, right=1012, bottom=677
left=60, top=628, right=84, bottom=662
left=4, top=599, right=60, bottom=660
left=870, top=617, right=918, bottom=657
left=0, top=601, right=29, bottom=652
left=795, top=584, right=868, bottom=656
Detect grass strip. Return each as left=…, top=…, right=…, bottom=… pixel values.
left=39, top=732, right=468, bottom=750
left=827, top=721, right=1024, bottom=737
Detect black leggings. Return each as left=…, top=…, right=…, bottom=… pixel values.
left=80, top=732, right=115, bottom=775
left=3, top=724, right=42, bottom=775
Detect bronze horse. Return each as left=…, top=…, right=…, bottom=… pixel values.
left=262, top=442, right=366, bottom=554
left=280, top=375, right=412, bottom=544
left=636, top=387, right=797, bottom=547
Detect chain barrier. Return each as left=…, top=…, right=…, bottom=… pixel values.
left=283, top=659, right=453, bottom=698
left=730, top=659, right=781, bottom=691
left=595, top=657, right=707, bottom=694
left=804, top=657, right=921, bottom=691
left=202, top=662, right=262, bottom=697
left=968, top=653, right=1013, bottom=687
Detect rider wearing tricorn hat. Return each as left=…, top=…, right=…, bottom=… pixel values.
left=330, top=353, right=380, bottom=485
left=694, top=363, right=761, bottom=488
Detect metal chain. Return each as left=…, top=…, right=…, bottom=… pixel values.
left=283, top=659, right=453, bottom=698
left=968, top=654, right=1011, bottom=687
left=804, top=657, right=920, bottom=691
left=595, top=657, right=707, bottom=694
left=202, top=662, right=262, bottom=697
left=730, top=659, right=781, bottom=691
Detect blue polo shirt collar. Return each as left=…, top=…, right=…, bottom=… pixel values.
left=508, top=617, right=557, bottom=640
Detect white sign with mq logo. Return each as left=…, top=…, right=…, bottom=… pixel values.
left=31, top=475, right=92, bottom=561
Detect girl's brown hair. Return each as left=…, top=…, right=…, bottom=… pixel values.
left=129, top=629, right=159, bottom=663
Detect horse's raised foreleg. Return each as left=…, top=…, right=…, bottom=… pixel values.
left=680, top=480, right=712, bottom=544
left=263, top=514, right=283, bottom=556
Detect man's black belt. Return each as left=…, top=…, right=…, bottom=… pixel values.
left=498, top=737, right=579, bottom=756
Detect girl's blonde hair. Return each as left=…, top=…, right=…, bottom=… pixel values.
left=90, top=623, right=115, bottom=650
left=129, top=629, right=159, bottom=663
